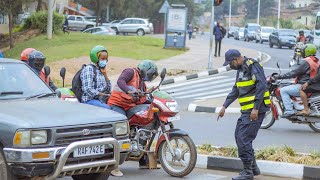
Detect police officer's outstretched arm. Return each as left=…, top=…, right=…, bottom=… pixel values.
left=251, top=63, right=268, bottom=120
left=218, top=84, right=239, bottom=118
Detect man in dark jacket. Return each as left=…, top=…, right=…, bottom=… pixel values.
left=213, top=22, right=226, bottom=57
left=276, top=44, right=318, bottom=117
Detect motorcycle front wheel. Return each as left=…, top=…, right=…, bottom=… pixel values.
left=158, top=135, right=197, bottom=177
left=309, top=122, right=320, bottom=133
left=261, top=110, right=276, bottom=129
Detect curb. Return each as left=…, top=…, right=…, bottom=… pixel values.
left=195, top=154, right=320, bottom=179
left=187, top=51, right=271, bottom=114
left=162, top=51, right=269, bottom=86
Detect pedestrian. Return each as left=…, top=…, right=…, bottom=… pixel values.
left=213, top=22, right=226, bottom=57
left=187, top=22, right=193, bottom=40
left=63, top=15, right=69, bottom=34
left=218, top=49, right=271, bottom=180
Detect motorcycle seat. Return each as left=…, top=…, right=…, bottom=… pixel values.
left=127, top=104, right=150, bottom=119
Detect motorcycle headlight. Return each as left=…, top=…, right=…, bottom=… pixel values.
left=115, top=122, right=128, bottom=136
left=13, top=130, right=48, bottom=147
left=166, top=101, right=179, bottom=112
left=64, top=97, right=79, bottom=102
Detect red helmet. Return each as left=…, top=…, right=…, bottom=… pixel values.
left=21, top=48, right=36, bottom=61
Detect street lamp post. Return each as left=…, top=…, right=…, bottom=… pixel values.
left=208, top=0, right=215, bottom=69
left=257, top=0, right=260, bottom=24
left=229, top=0, right=232, bottom=29
left=277, top=0, right=281, bottom=30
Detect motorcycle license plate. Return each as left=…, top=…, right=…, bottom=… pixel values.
left=168, top=115, right=180, bottom=122
left=73, top=145, right=105, bottom=157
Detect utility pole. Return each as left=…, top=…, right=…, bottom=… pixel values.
left=277, top=0, right=281, bottom=30
left=229, top=0, right=232, bottom=28
left=47, top=0, right=53, bottom=39
left=257, top=0, right=260, bottom=24
left=208, top=0, right=215, bottom=69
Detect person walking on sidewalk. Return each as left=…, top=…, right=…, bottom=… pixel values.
left=187, top=22, right=193, bottom=40
left=213, top=22, right=226, bottom=57
left=217, top=49, right=270, bottom=180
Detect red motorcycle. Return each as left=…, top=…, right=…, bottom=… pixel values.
left=262, top=64, right=320, bottom=132
left=125, top=68, right=197, bottom=177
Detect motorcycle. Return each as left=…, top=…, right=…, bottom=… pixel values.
left=262, top=63, right=320, bottom=132
left=290, top=42, right=304, bottom=67
left=125, top=68, right=197, bottom=177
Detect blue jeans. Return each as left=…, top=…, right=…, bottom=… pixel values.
left=110, top=105, right=126, bottom=115
left=84, top=99, right=111, bottom=109
left=280, top=84, right=301, bottom=113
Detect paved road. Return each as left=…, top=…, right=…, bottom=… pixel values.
left=59, top=162, right=296, bottom=180
left=159, top=36, right=320, bottom=153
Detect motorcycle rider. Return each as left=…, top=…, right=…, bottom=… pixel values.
left=25, top=50, right=57, bottom=91
left=108, top=60, right=158, bottom=175
left=218, top=49, right=270, bottom=180
left=276, top=44, right=318, bottom=117
left=80, top=45, right=111, bottom=109
left=296, top=30, right=306, bottom=43
left=299, top=45, right=320, bottom=115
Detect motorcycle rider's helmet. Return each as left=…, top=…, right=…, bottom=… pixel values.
left=137, top=60, right=158, bottom=82
left=21, top=48, right=36, bottom=61
left=28, top=50, right=46, bottom=73
left=299, top=30, right=304, bottom=35
left=302, top=43, right=317, bottom=58
left=90, top=45, right=108, bottom=63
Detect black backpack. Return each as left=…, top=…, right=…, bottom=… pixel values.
left=72, top=64, right=97, bottom=102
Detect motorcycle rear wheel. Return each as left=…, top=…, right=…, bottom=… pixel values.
left=309, top=122, right=320, bottom=133
left=261, top=110, right=276, bottom=129
left=158, top=135, right=197, bottom=177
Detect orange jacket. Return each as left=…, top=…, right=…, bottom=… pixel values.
left=305, top=56, right=320, bottom=79
left=108, top=68, right=146, bottom=110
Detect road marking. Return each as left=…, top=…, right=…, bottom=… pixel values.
left=172, top=82, right=235, bottom=96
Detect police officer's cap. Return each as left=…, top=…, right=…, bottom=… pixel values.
left=223, top=49, right=241, bottom=66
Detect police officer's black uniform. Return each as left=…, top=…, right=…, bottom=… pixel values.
left=222, top=49, right=270, bottom=180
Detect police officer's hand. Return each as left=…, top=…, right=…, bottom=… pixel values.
left=301, top=82, right=308, bottom=90
left=250, top=109, right=259, bottom=121
left=217, top=106, right=226, bottom=121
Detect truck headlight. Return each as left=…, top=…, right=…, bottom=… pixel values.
left=13, top=130, right=48, bottom=147
left=166, top=101, right=179, bottom=112
left=116, top=122, right=128, bottom=135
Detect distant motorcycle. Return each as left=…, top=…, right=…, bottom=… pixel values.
left=290, top=42, right=304, bottom=67
left=262, top=63, right=320, bottom=132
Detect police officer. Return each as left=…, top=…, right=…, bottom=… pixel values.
left=218, top=49, right=270, bottom=180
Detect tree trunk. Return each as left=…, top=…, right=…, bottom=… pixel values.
left=37, top=0, right=42, bottom=11
left=8, top=10, right=13, bottom=49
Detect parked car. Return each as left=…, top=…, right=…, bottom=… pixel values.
left=255, top=26, right=275, bottom=44
left=269, top=29, right=297, bottom=49
left=0, top=59, right=130, bottom=179
left=111, top=18, right=153, bottom=36
left=234, top=27, right=245, bottom=40
left=227, top=26, right=239, bottom=38
left=67, top=15, right=96, bottom=31
left=244, top=23, right=261, bottom=41
left=83, top=26, right=116, bottom=36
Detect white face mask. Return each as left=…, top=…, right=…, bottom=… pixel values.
left=98, top=60, right=107, bottom=68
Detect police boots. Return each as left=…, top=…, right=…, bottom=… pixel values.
left=252, top=156, right=261, bottom=176
left=232, top=161, right=254, bottom=180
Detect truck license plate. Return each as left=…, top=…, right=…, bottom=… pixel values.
left=73, top=145, right=105, bottom=157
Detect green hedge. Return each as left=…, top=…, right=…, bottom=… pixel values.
left=24, top=11, right=64, bottom=33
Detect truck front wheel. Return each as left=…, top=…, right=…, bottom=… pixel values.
left=0, top=148, right=17, bottom=180
left=72, top=172, right=110, bottom=180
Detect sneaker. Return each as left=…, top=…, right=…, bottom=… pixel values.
left=111, top=168, right=123, bottom=177
left=281, top=111, right=295, bottom=118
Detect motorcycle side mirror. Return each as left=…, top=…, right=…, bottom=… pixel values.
left=160, top=68, right=167, bottom=79
left=60, top=67, right=66, bottom=87
left=277, top=62, right=282, bottom=74
left=55, top=89, right=61, bottom=98
left=44, top=66, right=50, bottom=78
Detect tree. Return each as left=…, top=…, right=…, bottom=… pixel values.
left=0, top=0, right=21, bottom=48
left=204, top=0, right=240, bottom=21
left=36, top=0, right=42, bottom=11
left=244, top=0, right=276, bottom=20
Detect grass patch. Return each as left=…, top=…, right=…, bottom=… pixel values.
left=4, top=32, right=186, bottom=63
left=198, top=144, right=320, bottom=166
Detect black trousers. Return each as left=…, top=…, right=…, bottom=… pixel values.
left=214, top=39, right=222, bottom=56
left=235, top=112, right=265, bottom=163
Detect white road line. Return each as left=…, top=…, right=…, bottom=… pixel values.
left=195, top=93, right=230, bottom=100
left=174, top=89, right=231, bottom=99
left=171, top=82, right=235, bottom=96
left=162, top=75, right=228, bottom=90
left=264, top=67, right=290, bottom=71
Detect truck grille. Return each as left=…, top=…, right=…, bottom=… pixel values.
left=55, top=124, right=114, bottom=146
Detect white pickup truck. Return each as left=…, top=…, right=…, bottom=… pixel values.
left=67, top=15, right=96, bottom=31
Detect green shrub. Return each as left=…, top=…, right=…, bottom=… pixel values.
left=13, top=25, right=24, bottom=33
left=23, top=11, right=64, bottom=33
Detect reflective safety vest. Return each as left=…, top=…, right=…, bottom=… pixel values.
left=305, top=56, right=319, bottom=79
left=236, top=59, right=271, bottom=112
